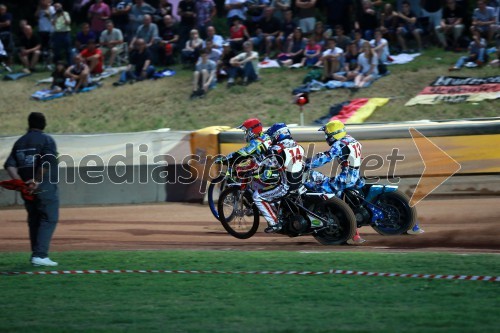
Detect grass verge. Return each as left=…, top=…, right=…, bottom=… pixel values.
left=1, top=250, right=498, bottom=332
left=0, top=48, right=498, bottom=136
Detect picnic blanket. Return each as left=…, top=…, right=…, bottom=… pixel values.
left=36, top=66, right=126, bottom=85
left=3, top=72, right=31, bottom=81
left=258, top=59, right=281, bottom=68
left=31, top=84, right=100, bottom=101
left=385, top=53, right=421, bottom=65
left=405, top=75, right=500, bottom=106
left=313, top=98, right=390, bottom=125
left=153, top=69, right=176, bottom=78
left=292, top=73, right=386, bottom=94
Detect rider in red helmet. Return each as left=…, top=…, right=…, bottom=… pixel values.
left=223, top=118, right=272, bottom=166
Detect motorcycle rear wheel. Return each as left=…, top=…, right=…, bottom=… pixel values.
left=371, top=190, right=417, bottom=235
left=313, top=197, right=357, bottom=245
left=217, top=186, right=260, bottom=239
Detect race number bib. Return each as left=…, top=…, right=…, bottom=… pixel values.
left=283, top=146, right=305, bottom=172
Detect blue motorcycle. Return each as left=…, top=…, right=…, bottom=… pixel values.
left=304, top=170, right=418, bottom=235
left=341, top=184, right=417, bottom=235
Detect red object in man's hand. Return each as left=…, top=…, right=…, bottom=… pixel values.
left=0, top=179, right=35, bottom=201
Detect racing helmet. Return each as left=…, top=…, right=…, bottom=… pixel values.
left=319, top=120, right=346, bottom=145
left=266, top=122, right=292, bottom=143
left=238, top=118, right=263, bottom=142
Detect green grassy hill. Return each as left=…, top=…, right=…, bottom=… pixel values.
left=0, top=48, right=498, bottom=136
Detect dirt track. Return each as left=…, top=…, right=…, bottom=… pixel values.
left=1, top=197, right=499, bottom=254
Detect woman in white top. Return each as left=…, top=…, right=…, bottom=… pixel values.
left=354, top=41, right=378, bottom=88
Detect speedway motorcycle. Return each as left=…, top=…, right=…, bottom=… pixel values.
left=341, top=184, right=417, bottom=235
left=216, top=159, right=357, bottom=245
left=305, top=170, right=417, bottom=235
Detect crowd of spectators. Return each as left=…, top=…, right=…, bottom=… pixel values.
left=0, top=0, right=499, bottom=96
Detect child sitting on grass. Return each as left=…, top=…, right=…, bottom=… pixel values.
left=50, top=61, right=67, bottom=93
left=300, top=37, right=321, bottom=68
left=449, top=28, right=488, bottom=71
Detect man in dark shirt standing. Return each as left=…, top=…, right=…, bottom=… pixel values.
left=111, top=0, right=133, bottom=42
left=4, top=112, right=59, bottom=267
left=177, top=0, right=197, bottom=50
left=18, top=25, right=41, bottom=73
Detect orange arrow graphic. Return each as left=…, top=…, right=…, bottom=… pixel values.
left=409, top=128, right=461, bottom=207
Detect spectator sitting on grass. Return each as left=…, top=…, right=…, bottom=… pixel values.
left=333, top=25, right=351, bottom=52
left=217, top=42, right=236, bottom=79
left=395, top=0, right=423, bottom=52
left=251, top=7, right=282, bottom=59
left=319, top=37, right=344, bottom=82
left=228, top=17, right=250, bottom=52
left=490, top=45, right=500, bottom=66
left=312, top=21, right=328, bottom=49
left=158, top=15, right=179, bottom=65
left=130, top=14, right=158, bottom=50
left=80, top=39, right=104, bottom=76
left=50, top=61, right=67, bottom=93
left=191, top=48, right=216, bottom=99
left=74, top=22, right=96, bottom=55
left=354, top=41, right=378, bottom=88
left=181, top=29, right=204, bottom=67
left=300, top=36, right=321, bottom=67
left=436, top=0, right=465, bottom=51
left=99, top=20, right=124, bottom=68
left=352, top=29, right=367, bottom=55
left=279, top=26, right=306, bottom=67
left=113, top=38, right=155, bottom=86
left=449, top=28, right=488, bottom=71
left=205, top=26, right=224, bottom=51
left=0, top=4, right=13, bottom=64
left=0, top=38, right=11, bottom=72
left=18, top=25, right=41, bottom=73
left=471, top=0, right=497, bottom=44
left=370, top=28, right=390, bottom=62
left=334, top=42, right=360, bottom=82
left=380, top=3, right=399, bottom=43
left=227, top=41, right=259, bottom=87
left=65, top=54, right=90, bottom=92
left=205, top=40, right=222, bottom=62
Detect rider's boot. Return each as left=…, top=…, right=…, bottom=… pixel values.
left=407, top=223, right=425, bottom=235
left=347, top=228, right=366, bottom=244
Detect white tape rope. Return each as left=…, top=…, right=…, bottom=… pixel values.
left=1, top=269, right=499, bottom=282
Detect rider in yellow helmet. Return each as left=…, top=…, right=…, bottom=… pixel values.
left=307, top=120, right=424, bottom=237
left=308, top=120, right=364, bottom=195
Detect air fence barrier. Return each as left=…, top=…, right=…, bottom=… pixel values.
left=1, top=118, right=499, bottom=207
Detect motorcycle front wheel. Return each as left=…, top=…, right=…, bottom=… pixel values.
left=207, top=175, right=227, bottom=220
left=371, top=190, right=417, bottom=235
left=217, top=186, right=260, bottom=239
left=313, top=197, right=357, bottom=245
